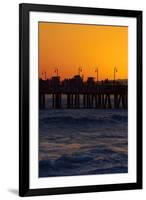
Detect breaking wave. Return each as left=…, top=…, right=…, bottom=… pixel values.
left=39, top=109, right=128, bottom=177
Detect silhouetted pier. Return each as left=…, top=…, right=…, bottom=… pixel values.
left=39, top=76, right=127, bottom=109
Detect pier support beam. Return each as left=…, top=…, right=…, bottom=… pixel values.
left=125, top=95, right=128, bottom=109
left=52, top=94, right=55, bottom=108
left=74, top=94, right=80, bottom=108
left=104, top=94, right=112, bottom=108
left=39, top=93, right=45, bottom=109
left=97, top=94, right=101, bottom=108
left=101, top=94, right=105, bottom=108
left=67, top=94, right=71, bottom=108
left=83, top=94, right=86, bottom=108
left=114, top=94, right=118, bottom=108
left=54, top=93, right=61, bottom=109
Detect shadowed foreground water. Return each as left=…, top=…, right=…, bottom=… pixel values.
left=39, top=109, right=128, bottom=177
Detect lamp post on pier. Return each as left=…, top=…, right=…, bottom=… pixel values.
left=78, top=67, right=82, bottom=76
left=54, top=68, right=59, bottom=76
left=42, top=71, right=47, bottom=80
left=95, top=67, right=99, bottom=82
left=114, top=66, right=118, bottom=82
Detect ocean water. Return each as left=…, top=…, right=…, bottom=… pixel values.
left=39, top=108, right=128, bottom=177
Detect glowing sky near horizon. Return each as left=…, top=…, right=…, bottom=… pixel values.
left=39, top=22, right=128, bottom=81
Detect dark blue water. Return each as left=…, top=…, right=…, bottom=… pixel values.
left=39, top=109, right=128, bottom=177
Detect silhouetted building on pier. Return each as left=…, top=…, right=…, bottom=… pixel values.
left=51, top=76, right=60, bottom=90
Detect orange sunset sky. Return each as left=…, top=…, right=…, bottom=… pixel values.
left=39, top=22, right=128, bottom=81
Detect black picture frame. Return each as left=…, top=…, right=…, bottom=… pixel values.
left=19, top=3, right=142, bottom=197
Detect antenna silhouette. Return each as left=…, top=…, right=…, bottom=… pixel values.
left=95, top=67, right=99, bottom=82
left=54, top=68, right=59, bottom=76
left=78, top=67, right=82, bottom=76
left=42, top=71, right=47, bottom=80
left=114, top=66, right=118, bottom=81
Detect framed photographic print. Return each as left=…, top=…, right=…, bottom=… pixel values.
left=19, top=3, right=142, bottom=197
